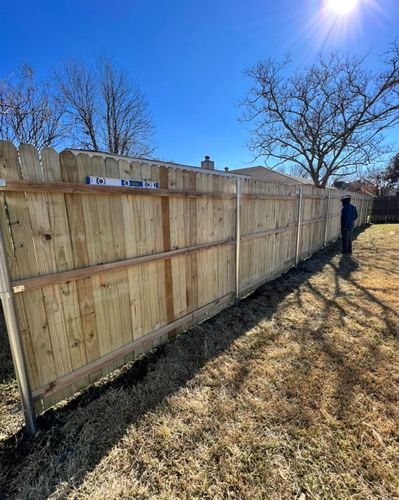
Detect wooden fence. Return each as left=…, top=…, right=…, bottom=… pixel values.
left=370, top=195, right=399, bottom=223
left=0, top=141, right=370, bottom=420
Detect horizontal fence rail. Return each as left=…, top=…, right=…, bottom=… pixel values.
left=10, top=238, right=235, bottom=293
left=0, top=178, right=236, bottom=199
left=0, top=141, right=371, bottom=433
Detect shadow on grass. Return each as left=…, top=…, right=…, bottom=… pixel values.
left=2, top=224, right=396, bottom=498
left=288, top=228, right=399, bottom=427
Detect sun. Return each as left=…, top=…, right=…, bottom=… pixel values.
left=327, top=0, right=359, bottom=15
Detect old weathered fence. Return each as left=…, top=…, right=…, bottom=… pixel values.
left=370, top=195, right=399, bottom=223
left=0, top=141, right=370, bottom=433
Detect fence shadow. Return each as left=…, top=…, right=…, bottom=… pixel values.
left=1, top=225, right=382, bottom=497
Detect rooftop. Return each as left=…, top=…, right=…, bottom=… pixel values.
left=232, top=166, right=314, bottom=186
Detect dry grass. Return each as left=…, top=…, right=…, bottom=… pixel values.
left=1, top=224, right=398, bottom=499
left=0, top=313, right=21, bottom=441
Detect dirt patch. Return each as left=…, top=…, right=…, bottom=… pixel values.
left=1, top=224, right=398, bottom=499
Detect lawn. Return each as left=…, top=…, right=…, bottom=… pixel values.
left=1, top=224, right=398, bottom=499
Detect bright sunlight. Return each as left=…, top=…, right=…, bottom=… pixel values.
left=327, top=0, right=360, bottom=15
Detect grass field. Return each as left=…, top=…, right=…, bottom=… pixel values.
left=1, top=224, right=398, bottom=499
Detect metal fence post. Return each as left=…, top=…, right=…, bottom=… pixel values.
left=295, top=187, right=303, bottom=266
left=323, top=190, right=331, bottom=247
left=235, top=178, right=241, bottom=301
left=0, top=225, right=37, bottom=437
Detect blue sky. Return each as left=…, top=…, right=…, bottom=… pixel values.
left=1, top=0, right=398, bottom=169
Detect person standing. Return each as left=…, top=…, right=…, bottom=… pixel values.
left=341, top=194, right=358, bottom=254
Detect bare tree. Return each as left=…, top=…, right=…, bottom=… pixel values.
left=242, top=42, right=399, bottom=188
left=280, top=163, right=311, bottom=180
left=55, top=57, right=155, bottom=157
left=362, top=166, right=393, bottom=197
left=55, top=61, right=99, bottom=151
left=0, top=65, right=64, bottom=149
left=99, top=57, right=154, bottom=157
left=383, top=152, right=399, bottom=188
left=362, top=153, right=399, bottom=196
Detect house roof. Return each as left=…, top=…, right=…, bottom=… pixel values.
left=66, top=149, right=251, bottom=179
left=232, top=166, right=313, bottom=186
left=333, top=180, right=375, bottom=196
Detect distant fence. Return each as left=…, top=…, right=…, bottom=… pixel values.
left=0, top=141, right=370, bottom=430
left=370, top=195, right=399, bottom=223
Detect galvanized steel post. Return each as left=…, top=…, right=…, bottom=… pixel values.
left=295, top=188, right=303, bottom=266
left=235, top=178, right=241, bottom=300
left=323, top=190, right=331, bottom=248
left=0, top=226, right=37, bottom=437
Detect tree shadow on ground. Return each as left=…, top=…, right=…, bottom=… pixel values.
left=2, top=224, right=395, bottom=498
left=283, top=230, right=399, bottom=431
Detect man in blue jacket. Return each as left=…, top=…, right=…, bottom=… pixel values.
left=341, top=194, right=358, bottom=254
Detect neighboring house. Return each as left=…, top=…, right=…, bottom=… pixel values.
left=333, top=180, right=375, bottom=196
left=232, top=166, right=313, bottom=186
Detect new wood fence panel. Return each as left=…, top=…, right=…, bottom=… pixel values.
left=150, top=162, right=167, bottom=347
left=159, top=165, right=175, bottom=342
left=196, top=172, right=209, bottom=308
left=327, top=195, right=341, bottom=243
left=141, top=162, right=160, bottom=335
left=59, top=151, right=100, bottom=378
left=171, top=168, right=187, bottom=319
left=182, top=171, right=193, bottom=313
left=301, top=186, right=315, bottom=258
left=239, top=179, right=298, bottom=293
left=41, top=148, right=88, bottom=403
left=12, top=146, right=61, bottom=404
left=0, top=142, right=371, bottom=412
left=104, top=157, right=134, bottom=352
left=0, top=142, right=42, bottom=398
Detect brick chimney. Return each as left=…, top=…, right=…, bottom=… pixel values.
left=201, top=155, right=214, bottom=170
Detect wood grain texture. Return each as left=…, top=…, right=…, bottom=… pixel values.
left=159, top=166, right=176, bottom=341
left=59, top=151, right=100, bottom=389
left=0, top=141, right=41, bottom=395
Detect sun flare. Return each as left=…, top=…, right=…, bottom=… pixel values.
left=327, top=0, right=359, bottom=15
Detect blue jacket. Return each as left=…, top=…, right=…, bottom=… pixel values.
left=341, top=200, right=358, bottom=229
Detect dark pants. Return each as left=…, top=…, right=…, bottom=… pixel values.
left=341, top=227, right=353, bottom=253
